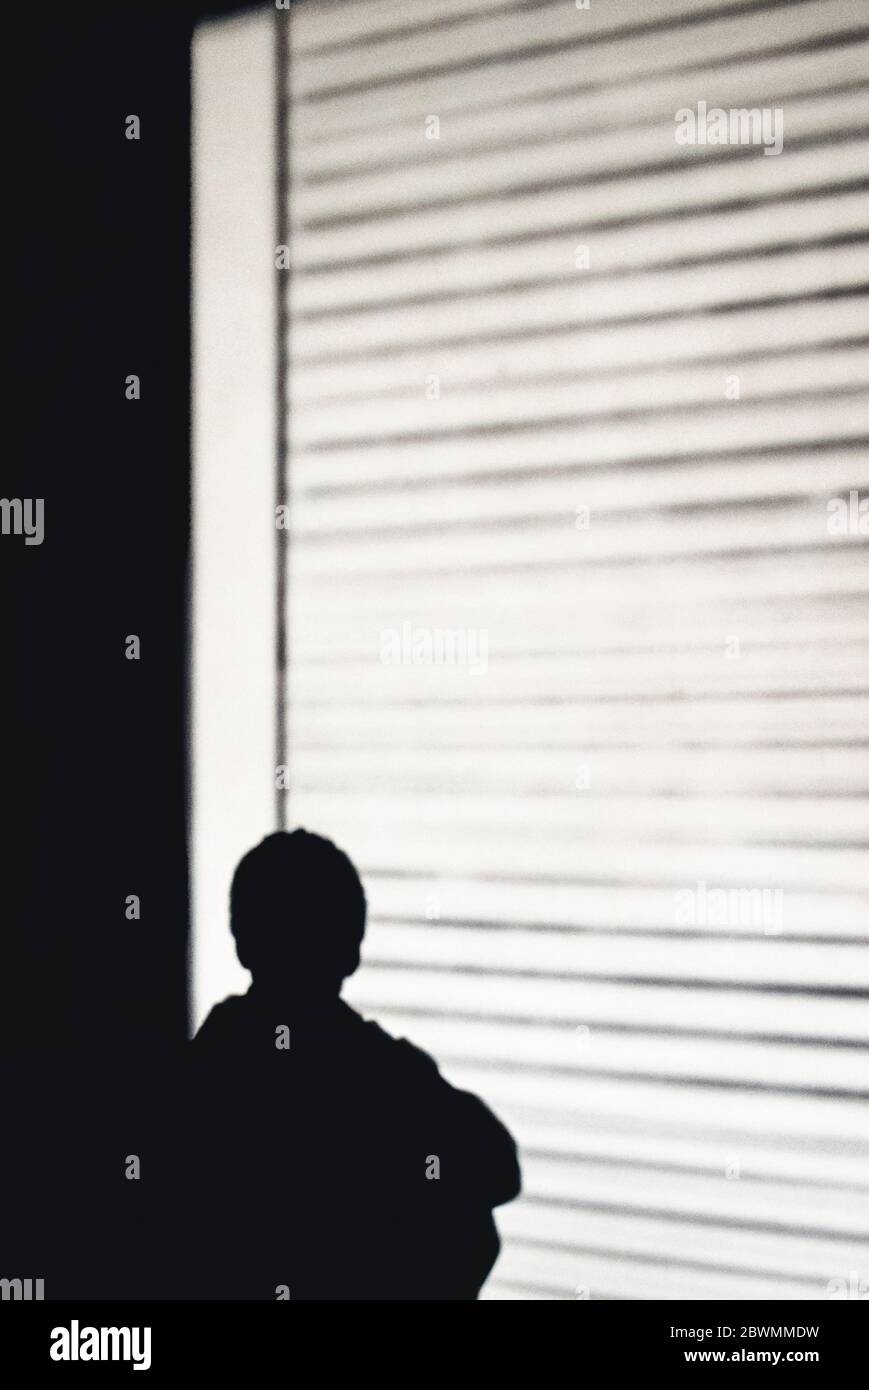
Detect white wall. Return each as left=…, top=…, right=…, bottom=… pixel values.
left=192, top=8, right=276, bottom=1031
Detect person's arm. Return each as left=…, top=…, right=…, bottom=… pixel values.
left=395, top=1038, right=522, bottom=1207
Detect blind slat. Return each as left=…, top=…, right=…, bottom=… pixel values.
left=294, top=94, right=869, bottom=224
left=293, top=298, right=869, bottom=402
left=292, top=0, right=865, bottom=136
left=348, top=969, right=869, bottom=1038
left=291, top=139, right=869, bottom=266
left=285, top=0, right=869, bottom=1299
left=295, top=43, right=869, bottom=177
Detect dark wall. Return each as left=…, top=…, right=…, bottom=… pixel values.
left=5, top=0, right=268, bottom=1301
left=5, top=2, right=200, bottom=1296
left=8, top=6, right=194, bottom=1062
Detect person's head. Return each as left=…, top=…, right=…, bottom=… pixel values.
left=230, top=830, right=366, bottom=999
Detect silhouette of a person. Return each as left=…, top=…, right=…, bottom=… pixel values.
left=186, top=830, right=520, bottom=1300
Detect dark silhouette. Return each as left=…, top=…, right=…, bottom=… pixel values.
left=185, top=830, right=520, bottom=1300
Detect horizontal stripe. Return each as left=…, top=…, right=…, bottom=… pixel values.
left=292, top=1, right=866, bottom=135
left=354, top=920, right=869, bottom=984
left=347, top=968, right=869, bottom=1040
left=294, top=93, right=869, bottom=225
left=441, top=1064, right=869, bottom=1138
left=291, top=0, right=779, bottom=60
left=280, top=822, right=869, bottom=885
left=291, top=448, right=869, bottom=530
left=291, top=139, right=869, bottom=270
left=292, top=0, right=791, bottom=80
left=292, top=196, right=869, bottom=321
left=286, top=788, right=869, bottom=849
left=293, top=303, right=869, bottom=407
left=360, top=1009, right=869, bottom=1094
left=292, top=247, right=869, bottom=361
left=284, top=0, right=869, bottom=1299
left=296, top=56, right=869, bottom=182
left=292, top=345, right=869, bottom=447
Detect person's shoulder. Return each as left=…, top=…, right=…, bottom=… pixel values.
left=351, top=1009, right=441, bottom=1076
left=191, top=993, right=252, bottom=1049
left=356, top=1013, right=521, bottom=1203
left=343, top=1009, right=447, bottom=1091
left=390, top=1034, right=442, bottom=1078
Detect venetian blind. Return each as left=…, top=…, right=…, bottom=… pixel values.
left=283, top=0, right=869, bottom=1299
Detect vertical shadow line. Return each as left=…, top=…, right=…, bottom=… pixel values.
left=275, top=4, right=291, bottom=831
